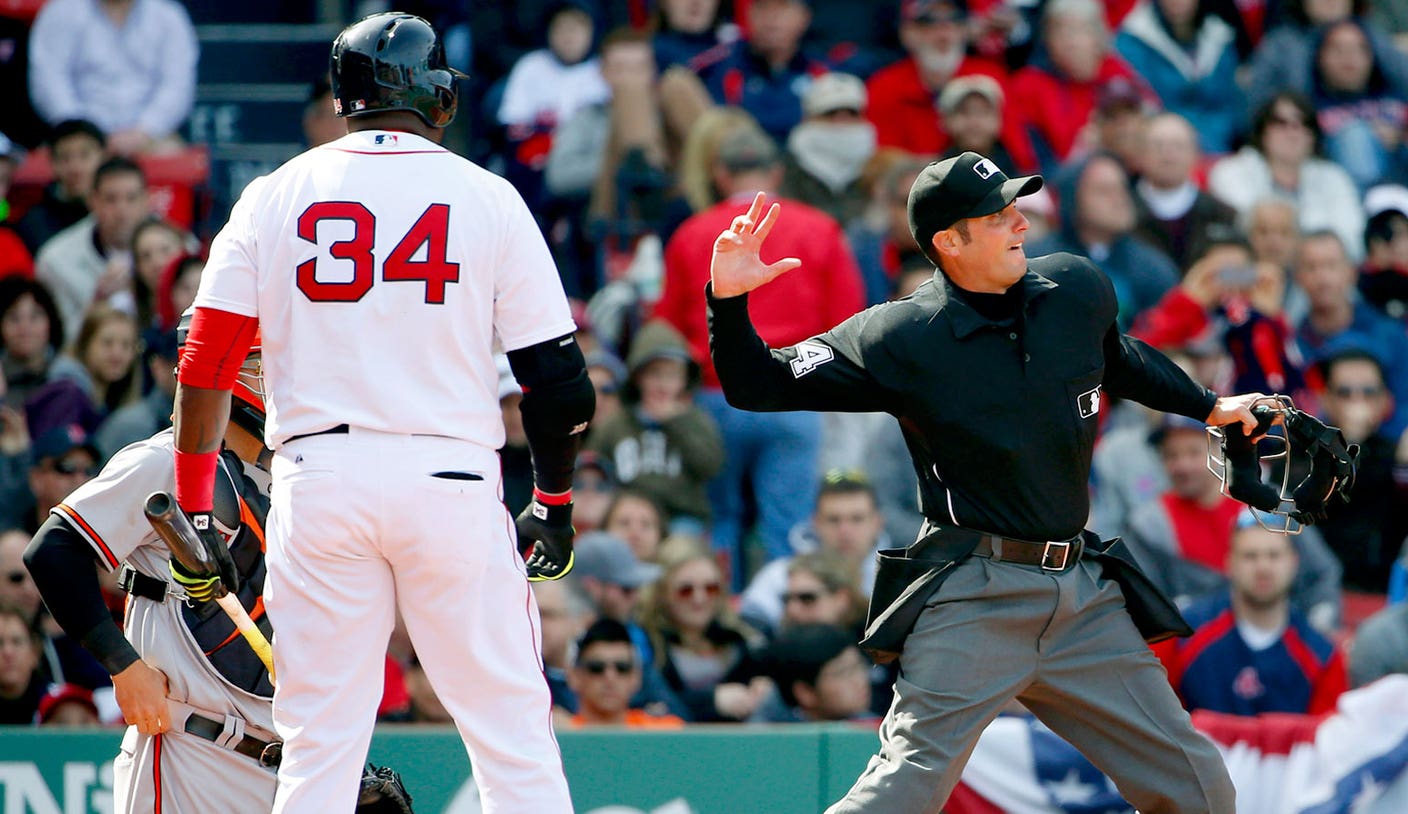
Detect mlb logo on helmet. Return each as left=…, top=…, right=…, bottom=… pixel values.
left=352, top=99, right=366, bottom=112
left=973, top=158, right=998, bottom=179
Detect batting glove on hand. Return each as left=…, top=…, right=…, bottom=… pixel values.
left=169, top=558, right=223, bottom=603
left=182, top=510, right=241, bottom=598
left=515, top=500, right=575, bottom=581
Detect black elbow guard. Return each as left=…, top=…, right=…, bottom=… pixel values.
left=519, top=369, right=596, bottom=438
left=508, top=335, right=596, bottom=438
left=508, top=335, right=596, bottom=494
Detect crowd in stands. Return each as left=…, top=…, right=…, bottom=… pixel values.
left=1, top=1, right=1406, bottom=789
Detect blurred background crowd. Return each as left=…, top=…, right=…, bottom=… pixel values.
left=1, top=0, right=1406, bottom=799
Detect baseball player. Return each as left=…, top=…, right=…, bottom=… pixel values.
left=171, top=12, right=592, bottom=813
left=23, top=321, right=277, bottom=812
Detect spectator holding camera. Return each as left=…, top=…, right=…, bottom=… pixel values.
left=34, top=158, right=150, bottom=343
left=1132, top=229, right=1311, bottom=407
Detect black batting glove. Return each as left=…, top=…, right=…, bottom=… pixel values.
left=515, top=498, right=575, bottom=581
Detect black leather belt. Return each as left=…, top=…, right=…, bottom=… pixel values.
left=285, top=423, right=349, bottom=445
left=916, top=525, right=1084, bottom=572
left=118, top=565, right=168, bottom=602
left=184, top=712, right=282, bottom=768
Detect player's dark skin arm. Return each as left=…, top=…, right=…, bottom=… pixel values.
left=174, top=384, right=232, bottom=456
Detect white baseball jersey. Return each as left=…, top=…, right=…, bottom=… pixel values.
left=194, top=129, right=576, bottom=813
left=54, top=430, right=277, bottom=812
left=194, top=130, right=576, bottom=449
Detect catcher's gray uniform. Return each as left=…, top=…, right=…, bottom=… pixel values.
left=55, top=429, right=277, bottom=813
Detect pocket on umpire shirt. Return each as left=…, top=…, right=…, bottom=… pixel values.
left=1063, top=365, right=1104, bottom=446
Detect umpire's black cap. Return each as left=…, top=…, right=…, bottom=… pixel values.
left=908, top=151, right=1043, bottom=263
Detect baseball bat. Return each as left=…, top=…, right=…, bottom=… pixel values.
left=144, top=491, right=276, bottom=682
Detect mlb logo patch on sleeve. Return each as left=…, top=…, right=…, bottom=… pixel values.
left=1077, top=385, right=1102, bottom=419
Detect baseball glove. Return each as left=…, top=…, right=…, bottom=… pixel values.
left=356, top=764, right=414, bottom=814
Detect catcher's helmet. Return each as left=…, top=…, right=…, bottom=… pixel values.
left=330, top=13, right=465, bottom=128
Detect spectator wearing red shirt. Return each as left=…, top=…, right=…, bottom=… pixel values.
left=865, top=0, right=1017, bottom=158
left=654, top=127, right=864, bottom=585
left=1009, top=0, right=1148, bottom=172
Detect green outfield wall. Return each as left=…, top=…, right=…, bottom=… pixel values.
left=0, top=725, right=881, bottom=813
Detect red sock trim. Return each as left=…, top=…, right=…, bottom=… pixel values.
left=533, top=487, right=572, bottom=506
left=174, top=449, right=220, bottom=513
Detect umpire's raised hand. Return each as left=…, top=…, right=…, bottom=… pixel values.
left=709, top=192, right=803, bottom=298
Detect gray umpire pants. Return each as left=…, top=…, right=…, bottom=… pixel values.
left=828, top=552, right=1236, bottom=814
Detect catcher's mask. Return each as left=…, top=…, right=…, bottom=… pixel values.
left=1205, top=395, right=1360, bottom=535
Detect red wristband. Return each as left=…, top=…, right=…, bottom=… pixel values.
left=174, top=449, right=220, bottom=513
left=533, top=487, right=572, bottom=506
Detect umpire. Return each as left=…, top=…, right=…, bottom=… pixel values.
left=706, top=152, right=1252, bottom=813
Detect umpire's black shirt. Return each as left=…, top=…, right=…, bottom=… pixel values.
left=706, top=252, right=1218, bottom=542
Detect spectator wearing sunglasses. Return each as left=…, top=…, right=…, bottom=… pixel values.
left=1, top=424, right=98, bottom=534
left=779, top=551, right=866, bottom=634
left=739, top=471, right=887, bottom=640
left=568, top=532, right=693, bottom=721
left=567, top=619, right=686, bottom=729
left=1311, top=349, right=1408, bottom=593
left=640, top=538, right=767, bottom=722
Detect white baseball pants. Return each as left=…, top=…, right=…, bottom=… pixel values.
left=265, top=427, right=572, bottom=813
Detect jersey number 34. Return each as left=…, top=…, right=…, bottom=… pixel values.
left=296, top=201, right=460, bottom=304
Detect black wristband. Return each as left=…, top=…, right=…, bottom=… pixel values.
left=81, top=619, right=141, bottom=676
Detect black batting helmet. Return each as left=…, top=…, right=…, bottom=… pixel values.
left=330, top=13, right=465, bottom=128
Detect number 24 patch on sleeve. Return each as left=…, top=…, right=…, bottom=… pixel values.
left=790, top=341, right=834, bottom=378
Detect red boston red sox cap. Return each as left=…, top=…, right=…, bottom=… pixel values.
left=907, top=151, right=1043, bottom=264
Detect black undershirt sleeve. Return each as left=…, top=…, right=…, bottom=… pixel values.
left=23, top=515, right=140, bottom=675
left=1101, top=324, right=1219, bottom=420
left=706, top=285, right=899, bottom=414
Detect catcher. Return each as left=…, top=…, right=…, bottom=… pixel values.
left=22, top=318, right=413, bottom=813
